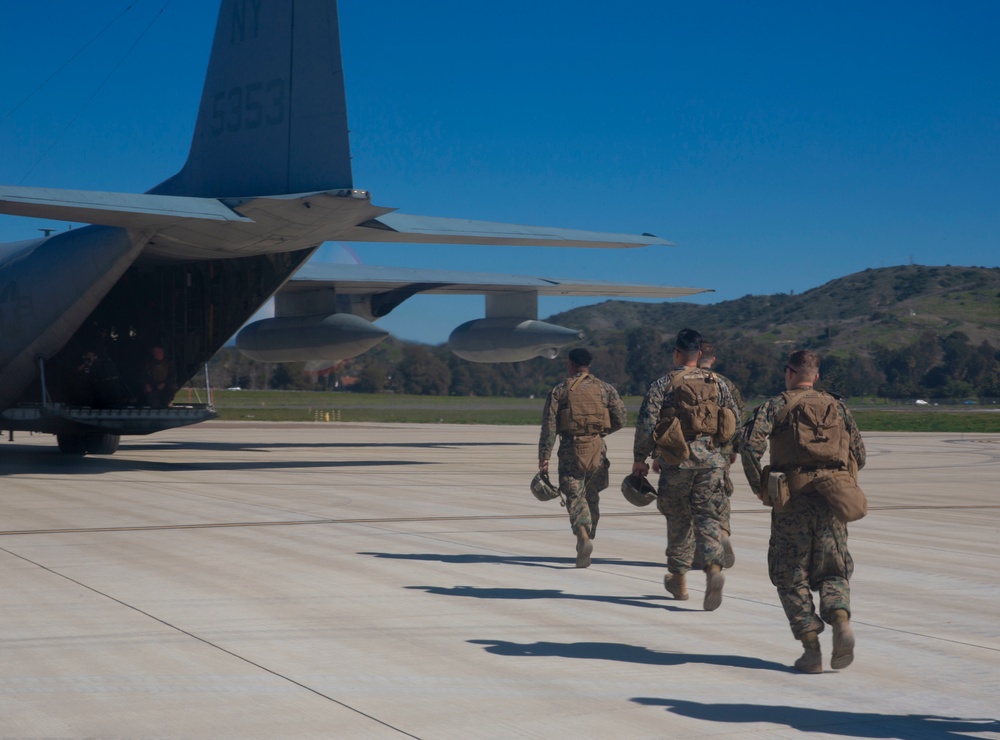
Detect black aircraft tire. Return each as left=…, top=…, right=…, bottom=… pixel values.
left=85, top=433, right=121, bottom=455
left=56, top=434, right=88, bottom=456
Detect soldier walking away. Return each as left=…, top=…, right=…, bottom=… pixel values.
left=695, top=340, right=744, bottom=569
left=740, top=349, right=866, bottom=673
left=633, top=329, right=741, bottom=610
left=539, top=348, right=627, bottom=568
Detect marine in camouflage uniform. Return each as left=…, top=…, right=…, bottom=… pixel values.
left=539, top=348, right=627, bottom=567
left=633, top=329, right=741, bottom=610
left=741, top=349, right=866, bottom=672
left=695, top=341, right=745, bottom=566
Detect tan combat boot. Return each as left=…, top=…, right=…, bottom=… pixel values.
left=703, top=564, right=725, bottom=611
left=830, top=609, right=855, bottom=669
left=663, top=572, right=689, bottom=600
left=575, top=526, right=593, bottom=568
left=794, top=631, right=823, bottom=674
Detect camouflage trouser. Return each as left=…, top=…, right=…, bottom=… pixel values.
left=769, top=489, right=853, bottom=639
left=657, top=467, right=727, bottom=574
left=558, top=444, right=610, bottom=538
left=722, top=465, right=733, bottom=536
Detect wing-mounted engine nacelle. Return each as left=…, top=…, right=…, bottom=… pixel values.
left=448, top=318, right=584, bottom=363
left=235, top=314, right=389, bottom=363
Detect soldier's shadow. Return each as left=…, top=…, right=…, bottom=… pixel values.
left=469, top=640, right=791, bottom=672
left=361, top=551, right=661, bottom=570
left=631, top=697, right=1000, bottom=738
left=406, top=585, right=689, bottom=611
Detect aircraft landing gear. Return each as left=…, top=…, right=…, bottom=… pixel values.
left=56, top=433, right=121, bottom=456
left=56, top=434, right=86, bottom=455
left=86, top=433, right=120, bottom=455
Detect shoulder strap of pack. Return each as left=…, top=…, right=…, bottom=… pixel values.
left=657, top=368, right=689, bottom=415
left=774, top=389, right=818, bottom=428
left=774, top=388, right=837, bottom=427
left=566, top=372, right=591, bottom=393
left=666, top=367, right=690, bottom=389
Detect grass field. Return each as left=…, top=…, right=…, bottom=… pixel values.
left=198, top=390, right=1000, bottom=432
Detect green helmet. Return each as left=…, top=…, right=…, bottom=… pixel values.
left=621, top=474, right=657, bottom=507
left=531, top=472, right=560, bottom=501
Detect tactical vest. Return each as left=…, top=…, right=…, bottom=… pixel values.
left=557, top=373, right=611, bottom=436
left=659, top=367, right=721, bottom=439
left=770, top=389, right=850, bottom=473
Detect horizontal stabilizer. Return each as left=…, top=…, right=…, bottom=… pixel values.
left=343, top=213, right=673, bottom=249
left=0, top=185, right=251, bottom=227
left=287, top=262, right=707, bottom=299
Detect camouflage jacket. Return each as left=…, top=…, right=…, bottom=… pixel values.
left=539, top=372, right=627, bottom=462
left=740, top=385, right=866, bottom=495
left=632, top=366, right=742, bottom=470
left=714, top=370, right=744, bottom=457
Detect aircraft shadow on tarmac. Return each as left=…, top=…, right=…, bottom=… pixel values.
left=630, top=697, right=1000, bottom=739
left=121, top=440, right=527, bottom=452
left=406, top=585, right=694, bottom=612
left=0, top=447, right=431, bottom=475
left=468, top=640, right=791, bottom=673
left=361, top=552, right=662, bottom=570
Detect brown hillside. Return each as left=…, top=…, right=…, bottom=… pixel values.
left=549, top=265, right=1000, bottom=356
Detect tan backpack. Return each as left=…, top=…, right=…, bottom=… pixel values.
left=670, top=368, right=720, bottom=436
left=654, top=368, right=735, bottom=463
left=557, top=374, right=611, bottom=472
left=659, top=368, right=736, bottom=439
left=771, top=389, right=849, bottom=471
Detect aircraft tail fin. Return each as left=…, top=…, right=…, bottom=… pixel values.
left=152, top=0, right=352, bottom=198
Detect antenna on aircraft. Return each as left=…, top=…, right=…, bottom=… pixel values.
left=39, top=228, right=56, bottom=237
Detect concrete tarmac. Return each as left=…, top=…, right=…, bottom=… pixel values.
left=1, top=423, right=998, bottom=739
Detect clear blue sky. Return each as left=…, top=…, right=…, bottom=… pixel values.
left=2, top=1, right=997, bottom=344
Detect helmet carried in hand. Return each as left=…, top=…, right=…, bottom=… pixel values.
left=621, top=474, right=657, bottom=507
left=531, top=472, right=561, bottom=501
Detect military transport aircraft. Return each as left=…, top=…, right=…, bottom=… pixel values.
left=0, top=0, right=706, bottom=455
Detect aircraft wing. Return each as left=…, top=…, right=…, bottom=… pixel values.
left=269, top=262, right=708, bottom=364
left=285, top=262, right=708, bottom=299
left=0, top=186, right=670, bottom=260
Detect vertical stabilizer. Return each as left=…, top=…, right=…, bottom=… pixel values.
left=152, top=0, right=352, bottom=198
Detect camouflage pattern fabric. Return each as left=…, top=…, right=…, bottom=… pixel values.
left=769, top=490, right=853, bottom=638
left=741, top=385, right=865, bottom=638
left=714, top=372, right=743, bottom=537
left=634, top=365, right=741, bottom=573
left=657, top=467, right=728, bottom=572
left=716, top=372, right=745, bottom=454
left=720, top=485, right=732, bottom=536
left=540, top=372, right=627, bottom=536
left=558, top=457, right=609, bottom=537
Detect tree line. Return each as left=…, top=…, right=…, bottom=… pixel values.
left=206, top=328, right=1000, bottom=402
